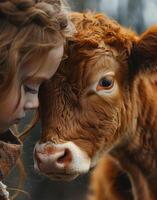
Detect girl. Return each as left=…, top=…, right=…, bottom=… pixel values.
left=0, top=0, right=74, bottom=199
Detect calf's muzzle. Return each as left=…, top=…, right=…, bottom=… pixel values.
left=34, top=141, right=91, bottom=181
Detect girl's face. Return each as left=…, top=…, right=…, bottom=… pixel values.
left=0, top=44, right=64, bottom=133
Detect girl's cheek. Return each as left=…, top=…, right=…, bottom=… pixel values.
left=12, top=85, right=26, bottom=112
left=8, top=84, right=22, bottom=112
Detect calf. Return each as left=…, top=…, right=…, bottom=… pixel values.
left=34, top=12, right=157, bottom=199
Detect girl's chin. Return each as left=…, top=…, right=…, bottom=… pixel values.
left=0, top=118, right=22, bottom=134
left=13, top=120, right=20, bottom=124
left=13, top=118, right=23, bottom=125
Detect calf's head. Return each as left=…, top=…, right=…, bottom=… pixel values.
left=34, top=12, right=157, bottom=180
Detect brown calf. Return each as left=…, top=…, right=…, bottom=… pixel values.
left=34, top=12, right=157, bottom=199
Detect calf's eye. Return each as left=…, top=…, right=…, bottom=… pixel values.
left=96, top=76, right=114, bottom=91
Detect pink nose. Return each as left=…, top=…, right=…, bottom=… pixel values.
left=34, top=142, right=72, bottom=174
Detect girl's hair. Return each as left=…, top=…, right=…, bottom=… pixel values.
left=0, top=0, right=74, bottom=101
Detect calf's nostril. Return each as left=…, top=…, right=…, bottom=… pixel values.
left=57, top=148, right=72, bottom=165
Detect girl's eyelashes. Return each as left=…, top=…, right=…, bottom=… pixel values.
left=24, top=85, right=38, bottom=94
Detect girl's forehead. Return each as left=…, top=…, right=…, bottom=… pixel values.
left=20, top=44, right=64, bottom=82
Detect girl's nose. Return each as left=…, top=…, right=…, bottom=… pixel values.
left=24, top=95, right=39, bottom=110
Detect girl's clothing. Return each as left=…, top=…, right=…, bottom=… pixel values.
left=0, top=129, right=22, bottom=200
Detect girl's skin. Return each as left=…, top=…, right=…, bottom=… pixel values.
left=0, top=45, right=63, bottom=133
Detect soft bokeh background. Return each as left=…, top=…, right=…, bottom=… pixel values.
left=6, top=0, right=157, bottom=200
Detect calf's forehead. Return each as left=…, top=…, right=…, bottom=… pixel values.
left=39, top=45, right=128, bottom=123
left=61, top=47, right=127, bottom=89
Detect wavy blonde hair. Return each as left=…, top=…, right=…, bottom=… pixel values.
left=0, top=0, right=74, bottom=101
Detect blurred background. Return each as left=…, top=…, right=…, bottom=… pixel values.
left=6, top=0, right=157, bottom=200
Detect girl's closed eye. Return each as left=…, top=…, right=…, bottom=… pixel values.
left=24, top=85, right=39, bottom=94
left=23, top=77, right=46, bottom=95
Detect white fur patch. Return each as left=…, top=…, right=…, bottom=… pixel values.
left=90, top=150, right=104, bottom=168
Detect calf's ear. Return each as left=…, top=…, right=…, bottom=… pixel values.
left=129, top=26, right=157, bottom=75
